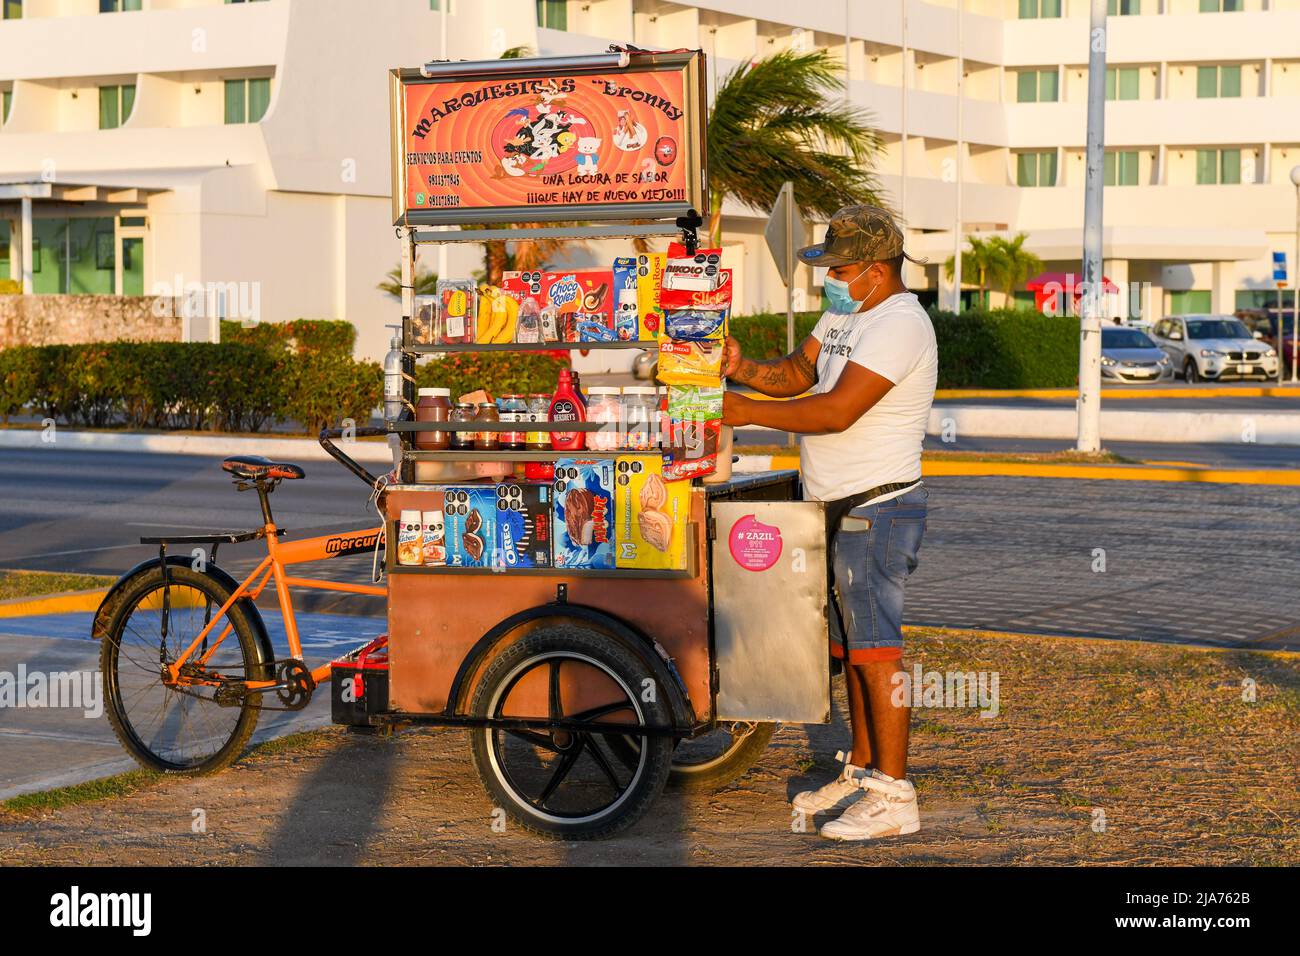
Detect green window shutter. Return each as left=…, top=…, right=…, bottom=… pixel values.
left=1041, top=0, right=1061, bottom=16
left=1040, top=151, right=1057, bottom=187
left=1120, top=151, right=1139, bottom=185
left=1223, top=0, right=1241, bottom=9
left=1038, top=69, right=1059, bottom=102
left=537, top=0, right=566, bottom=29
left=1103, top=152, right=1117, bottom=186
left=1199, top=0, right=1218, bottom=11
left=1107, top=0, right=1116, bottom=13
left=1105, top=68, right=1116, bottom=100
left=224, top=79, right=246, bottom=124
left=1196, top=66, right=1217, bottom=98
left=1118, top=68, right=1139, bottom=100
left=1196, top=149, right=1218, bottom=184
left=2, top=0, right=21, bottom=20
left=1219, top=65, right=1241, bottom=97
left=124, top=0, right=141, bottom=8
left=2, top=89, right=11, bottom=124
left=121, top=83, right=135, bottom=123
left=99, top=86, right=119, bottom=129
left=1017, top=71, right=1038, bottom=102
left=1220, top=149, right=1241, bottom=184
left=1016, top=153, right=1037, bottom=187
left=1019, top=0, right=1037, bottom=17
left=430, top=0, right=441, bottom=8
left=247, top=77, right=271, bottom=122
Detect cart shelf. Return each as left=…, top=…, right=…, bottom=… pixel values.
left=406, top=339, right=659, bottom=354
left=388, top=565, right=692, bottom=579
left=402, top=449, right=661, bottom=462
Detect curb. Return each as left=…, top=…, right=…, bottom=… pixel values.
left=734, top=455, right=1300, bottom=486
left=933, top=385, right=1300, bottom=401
left=0, top=428, right=396, bottom=463
left=0, top=588, right=109, bottom=619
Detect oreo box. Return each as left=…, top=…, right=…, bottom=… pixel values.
left=495, top=482, right=552, bottom=569
left=443, top=484, right=498, bottom=568
left=552, top=458, right=615, bottom=569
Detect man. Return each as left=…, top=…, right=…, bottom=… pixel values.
left=720, top=205, right=937, bottom=841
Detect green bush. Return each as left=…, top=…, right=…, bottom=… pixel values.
left=0, top=345, right=39, bottom=423
left=415, top=351, right=570, bottom=399
left=730, top=307, right=1077, bottom=389
left=280, top=351, right=383, bottom=433
left=0, top=279, right=21, bottom=295
left=220, top=318, right=356, bottom=357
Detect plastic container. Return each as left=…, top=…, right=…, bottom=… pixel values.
left=414, top=387, right=452, bottom=450
left=587, top=386, right=623, bottom=451
left=622, top=386, right=657, bottom=452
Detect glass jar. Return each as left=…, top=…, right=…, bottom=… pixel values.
left=497, top=394, right=527, bottom=451
left=475, top=402, right=500, bottom=451
left=525, top=393, right=551, bottom=450
left=587, top=386, right=622, bottom=451
left=414, top=387, right=452, bottom=450
left=449, top=402, right=476, bottom=450
left=622, top=386, right=657, bottom=452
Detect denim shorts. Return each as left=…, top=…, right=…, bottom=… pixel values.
left=828, top=484, right=928, bottom=663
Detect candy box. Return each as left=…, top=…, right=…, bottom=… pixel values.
left=494, top=482, right=552, bottom=569
left=552, top=458, right=615, bottom=569
left=612, top=256, right=640, bottom=341
left=531, top=270, right=613, bottom=342
left=636, top=253, right=665, bottom=339
left=662, top=245, right=723, bottom=293
left=615, top=454, right=690, bottom=570
left=443, top=484, right=499, bottom=568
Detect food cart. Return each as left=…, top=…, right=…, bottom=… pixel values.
left=96, top=48, right=833, bottom=842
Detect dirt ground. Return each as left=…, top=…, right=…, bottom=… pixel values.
left=2, top=629, right=1297, bottom=866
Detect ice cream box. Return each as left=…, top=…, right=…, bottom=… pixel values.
left=494, top=481, right=552, bottom=569
left=552, top=458, right=615, bottom=569
left=615, top=454, right=689, bottom=570
left=442, top=484, right=499, bottom=568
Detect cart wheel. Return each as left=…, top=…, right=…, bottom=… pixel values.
left=468, top=624, right=673, bottom=840
left=610, top=722, right=776, bottom=792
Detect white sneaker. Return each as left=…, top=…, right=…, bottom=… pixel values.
left=819, top=772, right=921, bottom=841
left=791, top=756, right=871, bottom=816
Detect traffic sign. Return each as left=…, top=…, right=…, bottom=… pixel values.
left=1273, top=251, right=1287, bottom=289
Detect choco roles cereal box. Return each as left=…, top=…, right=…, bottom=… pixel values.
left=552, top=458, right=615, bottom=569
left=494, top=482, right=552, bottom=569
left=615, top=454, right=690, bottom=570
left=443, top=484, right=499, bottom=568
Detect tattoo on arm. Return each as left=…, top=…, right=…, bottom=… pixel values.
left=731, top=337, right=819, bottom=396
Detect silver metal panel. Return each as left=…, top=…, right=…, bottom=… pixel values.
left=711, top=500, right=830, bottom=724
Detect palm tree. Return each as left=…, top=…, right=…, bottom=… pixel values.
left=706, top=50, right=884, bottom=247
left=944, top=236, right=1002, bottom=308
left=378, top=265, right=438, bottom=299
left=989, top=233, right=1043, bottom=306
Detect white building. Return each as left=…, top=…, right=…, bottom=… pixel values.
left=2, top=0, right=1299, bottom=361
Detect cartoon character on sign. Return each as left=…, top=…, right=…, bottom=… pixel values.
left=654, top=135, right=678, bottom=167
left=575, top=136, right=601, bottom=177
left=493, top=101, right=591, bottom=177
left=612, top=109, right=648, bottom=152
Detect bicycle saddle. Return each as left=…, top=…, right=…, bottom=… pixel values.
left=221, top=456, right=305, bottom=481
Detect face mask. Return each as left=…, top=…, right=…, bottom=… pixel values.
left=824, top=267, right=877, bottom=315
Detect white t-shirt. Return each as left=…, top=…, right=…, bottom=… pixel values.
left=799, top=291, right=938, bottom=502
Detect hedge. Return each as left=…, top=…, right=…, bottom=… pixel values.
left=729, top=307, right=1078, bottom=389
left=415, top=351, right=570, bottom=399
left=219, top=318, right=356, bottom=357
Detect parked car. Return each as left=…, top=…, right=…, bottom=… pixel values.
left=1100, top=325, right=1173, bottom=383
left=1236, top=309, right=1297, bottom=375
left=1150, top=314, right=1280, bottom=382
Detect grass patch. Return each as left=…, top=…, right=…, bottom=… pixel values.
left=0, top=569, right=115, bottom=601
left=1, top=770, right=161, bottom=815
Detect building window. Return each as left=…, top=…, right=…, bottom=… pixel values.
left=99, top=84, right=136, bottom=130
left=100, top=0, right=142, bottom=11
left=1019, top=0, right=1062, bottom=18
left=536, top=0, right=566, bottom=29
left=429, top=0, right=448, bottom=9
left=1104, top=151, right=1139, bottom=186
left=1105, top=67, right=1140, bottom=101
left=1016, top=151, right=1058, bottom=187
left=1196, top=148, right=1242, bottom=185
left=2, top=0, right=20, bottom=20
left=1197, top=65, right=1241, bottom=98
left=1200, top=0, right=1243, bottom=11
left=1108, top=0, right=1140, bottom=13
left=2, top=89, right=11, bottom=125
left=1016, top=69, right=1059, bottom=103
left=1170, top=290, right=1212, bottom=314
left=224, top=78, right=272, bottom=124
left=225, top=0, right=270, bottom=4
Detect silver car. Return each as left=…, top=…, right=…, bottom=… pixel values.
left=1151, top=314, right=1280, bottom=383
left=1101, top=325, right=1173, bottom=383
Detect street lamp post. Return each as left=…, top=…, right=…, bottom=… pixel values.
left=1076, top=0, right=1107, bottom=453
left=1291, top=165, right=1300, bottom=384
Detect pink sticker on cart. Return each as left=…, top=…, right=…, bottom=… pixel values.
left=727, top=514, right=783, bottom=572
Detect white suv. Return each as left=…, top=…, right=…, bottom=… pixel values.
left=1151, top=315, right=1280, bottom=383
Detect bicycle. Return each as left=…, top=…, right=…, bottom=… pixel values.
left=95, top=428, right=389, bottom=774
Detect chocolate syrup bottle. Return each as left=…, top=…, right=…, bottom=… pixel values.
left=548, top=368, right=586, bottom=451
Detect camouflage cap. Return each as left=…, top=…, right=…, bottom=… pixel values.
left=796, top=204, right=926, bottom=268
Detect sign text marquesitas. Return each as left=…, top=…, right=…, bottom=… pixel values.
left=395, top=58, right=702, bottom=224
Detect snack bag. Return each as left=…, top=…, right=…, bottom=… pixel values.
left=494, top=482, right=552, bottom=569
left=660, top=269, right=732, bottom=342
left=612, top=256, right=640, bottom=341
left=663, top=385, right=723, bottom=482
left=443, top=485, right=499, bottom=568
left=436, top=279, right=476, bottom=344
left=615, top=454, right=690, bottom=570
left=657, top=339, right=723, bottom=386
left=662, top=244, right=724, bottom=293
left=636, top=253, right=665, bottom=339
left=552, top=458, right=615, bottom=569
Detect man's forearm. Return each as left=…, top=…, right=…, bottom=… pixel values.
left=730, top=353, right=816, bottom=398
left=745, top=393, right=853, bottom=435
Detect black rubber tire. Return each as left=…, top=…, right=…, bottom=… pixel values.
left=1184, top=358, right=1200, bottom=383
left=609, top=722, right=776, bottom=792
left=467, top=624, right=673, bottom=840
left=100, top=565, right=263, bottom=775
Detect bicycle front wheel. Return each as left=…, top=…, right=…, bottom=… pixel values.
left=100, top=565, right=265, bottom=775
